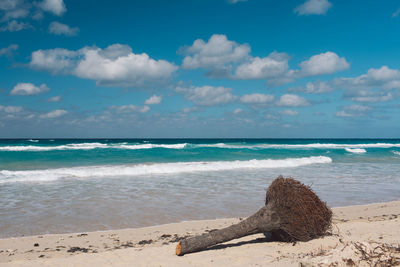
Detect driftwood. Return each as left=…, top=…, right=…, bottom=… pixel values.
left=176, top=176, right=332, bottom=256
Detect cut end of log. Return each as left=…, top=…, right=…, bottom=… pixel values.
left=176, top=242, right=183, bottom=256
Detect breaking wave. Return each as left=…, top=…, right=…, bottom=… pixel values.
left=194, top=143, right=400, bottom=150
left=0, top=143, right=187, bottom=151
left=345, top=148, right=367, bottom=154
left=0, top=156, right=332, bottom=184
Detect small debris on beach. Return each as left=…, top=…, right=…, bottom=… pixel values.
left=67, top=247, right=90, bottom=253
left=118, top=242, right=134, bottom=248
left=138, top=239, right=153, bottom=245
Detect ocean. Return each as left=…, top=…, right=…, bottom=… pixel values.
left=1, top=138, right=400, bottom=238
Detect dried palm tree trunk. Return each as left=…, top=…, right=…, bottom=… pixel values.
left=176, top=176, right=332, bottom=256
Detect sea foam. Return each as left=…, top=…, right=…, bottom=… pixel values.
left=1, top=142, right=400, bottom=152
left=194, top=143, right=400, bottom=150
left=0, top=156, right=332, bottom=184
left=345, top=148, right=367, bottom=153
left=0, top=143, right=187, bottom=151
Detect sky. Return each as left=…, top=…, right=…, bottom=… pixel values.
left=1, top=0, right=400, bottom=138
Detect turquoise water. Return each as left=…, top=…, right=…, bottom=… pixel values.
left=1, top=139, right=400, bottom=237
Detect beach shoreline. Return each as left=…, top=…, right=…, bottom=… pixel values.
left=1, top=201, right=399, bottom=266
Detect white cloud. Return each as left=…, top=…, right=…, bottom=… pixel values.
left=350, top=94, right=393, bottom=103
left=288, top=80, right=333, bottom=94
left=181, top=34, right=250, bottom=71
left=182, top=106, right=199, bottom=113
left=0, top=105, right=23, bottom=113
left=30, top=44, right=178, bottom=87
left=0, top=0, right=67, bottom=32
left=10, top=82, right=49, bottom=95
left=0, top=44, right=18, bottom=56
left=294, top=0, right=332, bottom=15
left=2, top=7, right=28, bottom=20
left=48, top=21, right=78, bottom=36
left=234, top=52, right=289, bottom=79
left=265, top=114, right=279, bottom=120
left=280, top=109, right=298, bottom=116
left=109, top=105, right=150, bottom=113
left=39, top=109, right=67, bottom=118
left=0, top=0, right=19, bottom=10
left=303, top=81, right=332, bottom=93
left=0, top=19, right=31, bottom=31
left=336, top=66, right=400, bottom=90
left=336, top=105, right=371, bottom=117
left=144, top=95, right=162, bottom=105
left=335, top=110, right=353, bottom=117
left=30, top=48, right=79, bottom=73
left=176, top=85, right=237, bottom=106
left=276, top=94, right=309, bottom=107
left=180, top=35, right=348, bottom=84
left=47, top=96, right=61, bottom=102
left=240, top=93, right=274, bottom=104
left=335, top=66, right=400, bottom=102
left=346, top=105, right=371, bottom=112
left=39, top=0, right=66, bottom=16
left=297, top=52, right=349, bottom=76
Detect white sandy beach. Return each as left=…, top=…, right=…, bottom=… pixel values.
left=1, top=201, right=399, bottom=266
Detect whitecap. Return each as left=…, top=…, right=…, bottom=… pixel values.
left=0, top=143, right=187, bottom=151
left=0, top=156, right=332, bottom=184
left=345, top=148, right=367, bottom=154
left=194, top=143, right=400, bottom=150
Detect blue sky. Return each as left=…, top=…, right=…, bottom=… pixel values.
left=1, top=0, right=400, bottom=138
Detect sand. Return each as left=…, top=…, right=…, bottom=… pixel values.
left=1, top=201, right=399, bottom=266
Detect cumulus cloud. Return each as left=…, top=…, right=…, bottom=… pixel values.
left=47, top=96, right=61, bottom=102
left=288, top=80, right=333, bottom=94
left=336, top=66, right=400, bottom=90
left=10, top=82, right=49, bottom=95
left=0, top=20, right=31, bottom=31
left=181, top=35, right=348, bottom=84
left=176, top=85, right=237, bottom=106
left=39, top=109, right=67, bottom=118
left=335, top=66, right=400, bottom=102
left=294, top=0, right=332, bottom=15
left=48, top=21, right=78, bottom=36
left=109, top=105, right=150, bottom=113
left=0, top=44, right=18, bottom=57
left=234, top=52, right=289, bottom=79
left=30, top=48, right=79, bottom=73
left=336, top=105, right=371, bottom=117
left=39, top=0, right=66, bottom=16
left=30, top=44, right=178, bottom=87
left=240, top=93, right=274, bottom=104
left=297, top=52, right=349, bottom=76
left=144, top=95, right=162, bottom=105
left=0, top=105, right=23, bottom=113
left=181, top=34, right=250, bottom=75
left=280, top=109, right=298, bottom=116
left=276, top=94, right=310, bottom=107
left=0, top=0, right=67, bottom=32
